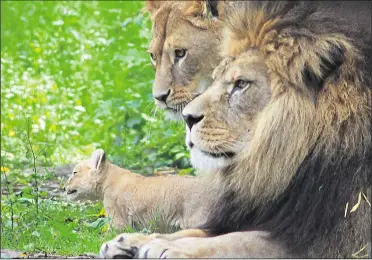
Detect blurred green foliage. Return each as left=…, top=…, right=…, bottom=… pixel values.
left=1, top=196, right=120, bottom=255
left=1, top=1, right=190, bottom=173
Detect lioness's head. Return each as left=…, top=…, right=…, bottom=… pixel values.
left=145, top=0, right=224, bottom=120
left=64, top=149, right=106, bottom=201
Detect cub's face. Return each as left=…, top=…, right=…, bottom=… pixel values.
left=64, top=162, right=100, bottom=201
left=183, top=50, right=271, bottom=170
left=148, top=4, right=222, bottom=120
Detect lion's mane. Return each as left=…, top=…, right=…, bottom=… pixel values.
left=200, top=1, right=371, bottom=258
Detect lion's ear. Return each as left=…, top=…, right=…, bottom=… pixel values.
left=144, top=0, right=166, bottom=17
left=301, top=39, right=346, bottom=94
left=87, top=149, right=106, bottom=171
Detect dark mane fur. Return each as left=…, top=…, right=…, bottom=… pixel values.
left=200, top=1, right=371, bottom=258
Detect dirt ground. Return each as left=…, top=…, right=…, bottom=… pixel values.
left=1, top=164, right=98, bottom=259
left=1, top=164, right=74, bottom=197
left=0, top=249, right=97, bottom=259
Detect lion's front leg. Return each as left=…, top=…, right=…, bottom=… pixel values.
left=136, top=231, right=289, bottom=258
left=100, top=233, right=156, bottom=258
left=100, top=229, right=207, bottom=258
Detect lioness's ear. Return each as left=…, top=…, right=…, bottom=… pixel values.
left=184, top=1, right=220, bottom=19
left=206, top=0, right=219, bottom=18
left=87, top=149, right=106, bottom=170
left=180, top=1, right=224, bottom=29
left=144, top=0, right=166, bottom=17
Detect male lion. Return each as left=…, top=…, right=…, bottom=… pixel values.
left=145, top=0, right=225, bottom=120
left=100, top=1, right=371, bottom=258
left=64, top=149, right=213, bottom=233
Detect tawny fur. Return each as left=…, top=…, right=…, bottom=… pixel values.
left=144, top=0, right=224, bottom=118
left=100, top=1, right=371, bottom=258
left=64, top=149, right=213, bottom=233
left=194, top=2, right=371, bottom=258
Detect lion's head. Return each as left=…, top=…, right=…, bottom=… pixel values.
left=184, top=1, right=371, bottom=257
left=144, top=0, right=224, bottom=120
left=184, top=50, right=271, bottom=172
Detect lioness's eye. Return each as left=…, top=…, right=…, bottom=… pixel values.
left=175, top=49, right=186, bottom=59
left=73, top=171, right=77, bottom=175
left=149, top=53, right=156, bottom=62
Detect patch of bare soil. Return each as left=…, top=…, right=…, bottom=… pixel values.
left=1, top=164, right=74, bottom=198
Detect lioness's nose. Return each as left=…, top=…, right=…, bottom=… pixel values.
left=154, top=89, right=170, bottom=103
left=183, top=114, right=204, bottom=130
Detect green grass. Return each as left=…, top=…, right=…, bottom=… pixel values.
left=1, top=161, right=162, bottom=256
left=1, top=198, right=119, bottom=256
left=1, top=1, right=191, bottom=256
left=1, top=1, right=189, bottom=173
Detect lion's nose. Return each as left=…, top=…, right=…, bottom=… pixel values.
left=183, top=114, right=204, bottom=130
left=154, top=89, right=170, bottom=103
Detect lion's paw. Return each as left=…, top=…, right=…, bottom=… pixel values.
left=135, top=239, right=192, bottom=259
left=100, top=233, right=158, bottom=258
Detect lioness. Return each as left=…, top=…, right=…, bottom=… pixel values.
left=145, top=0, right=225, bottom=119
left=64, top=149, right=213, bottom=233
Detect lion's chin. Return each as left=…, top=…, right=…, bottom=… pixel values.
left=190, top=148, right=232, bottom=171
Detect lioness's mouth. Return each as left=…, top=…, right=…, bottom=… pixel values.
left=166, top=102, right=187, bottom=113
left=202, top=151, right=235, bottom=158
left=67, top=190, right=77, bottom=195
left=166, top=107, right=178, bottom=113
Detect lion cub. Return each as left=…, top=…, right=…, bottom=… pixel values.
left=64, top=149, right=211, bottom=233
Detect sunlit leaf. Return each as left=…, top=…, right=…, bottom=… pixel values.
left=85, top=217, right=110, bottom=229
left=1, top=166, right=10, bottom=173
left=32, top=231, right=40, bottom=237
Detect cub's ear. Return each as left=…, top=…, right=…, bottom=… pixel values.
left=87, top=149, right=106, bottom=170
left=144, top=0, right=166, bottom=16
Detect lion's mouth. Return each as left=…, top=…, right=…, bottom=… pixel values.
left=202, top=151, right=235, bottom=158
left=66, top=190, right=77, bottom=195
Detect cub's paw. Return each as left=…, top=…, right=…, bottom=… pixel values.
left=100, top=233, right=159, bottom=259
left=135, top=239, right=192, bottom=259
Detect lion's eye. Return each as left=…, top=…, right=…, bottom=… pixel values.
left=73, top=171, right=77, bottom=175
left=231, top=79, right=252, bottom=94
left=235, top=79, right=249, bottom=89
left=175, top=49, right=186, bottom=59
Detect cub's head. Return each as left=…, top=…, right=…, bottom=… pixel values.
left=145, top=0, right=224, bottom=120
left=64, top=149, right=107, bottom=201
